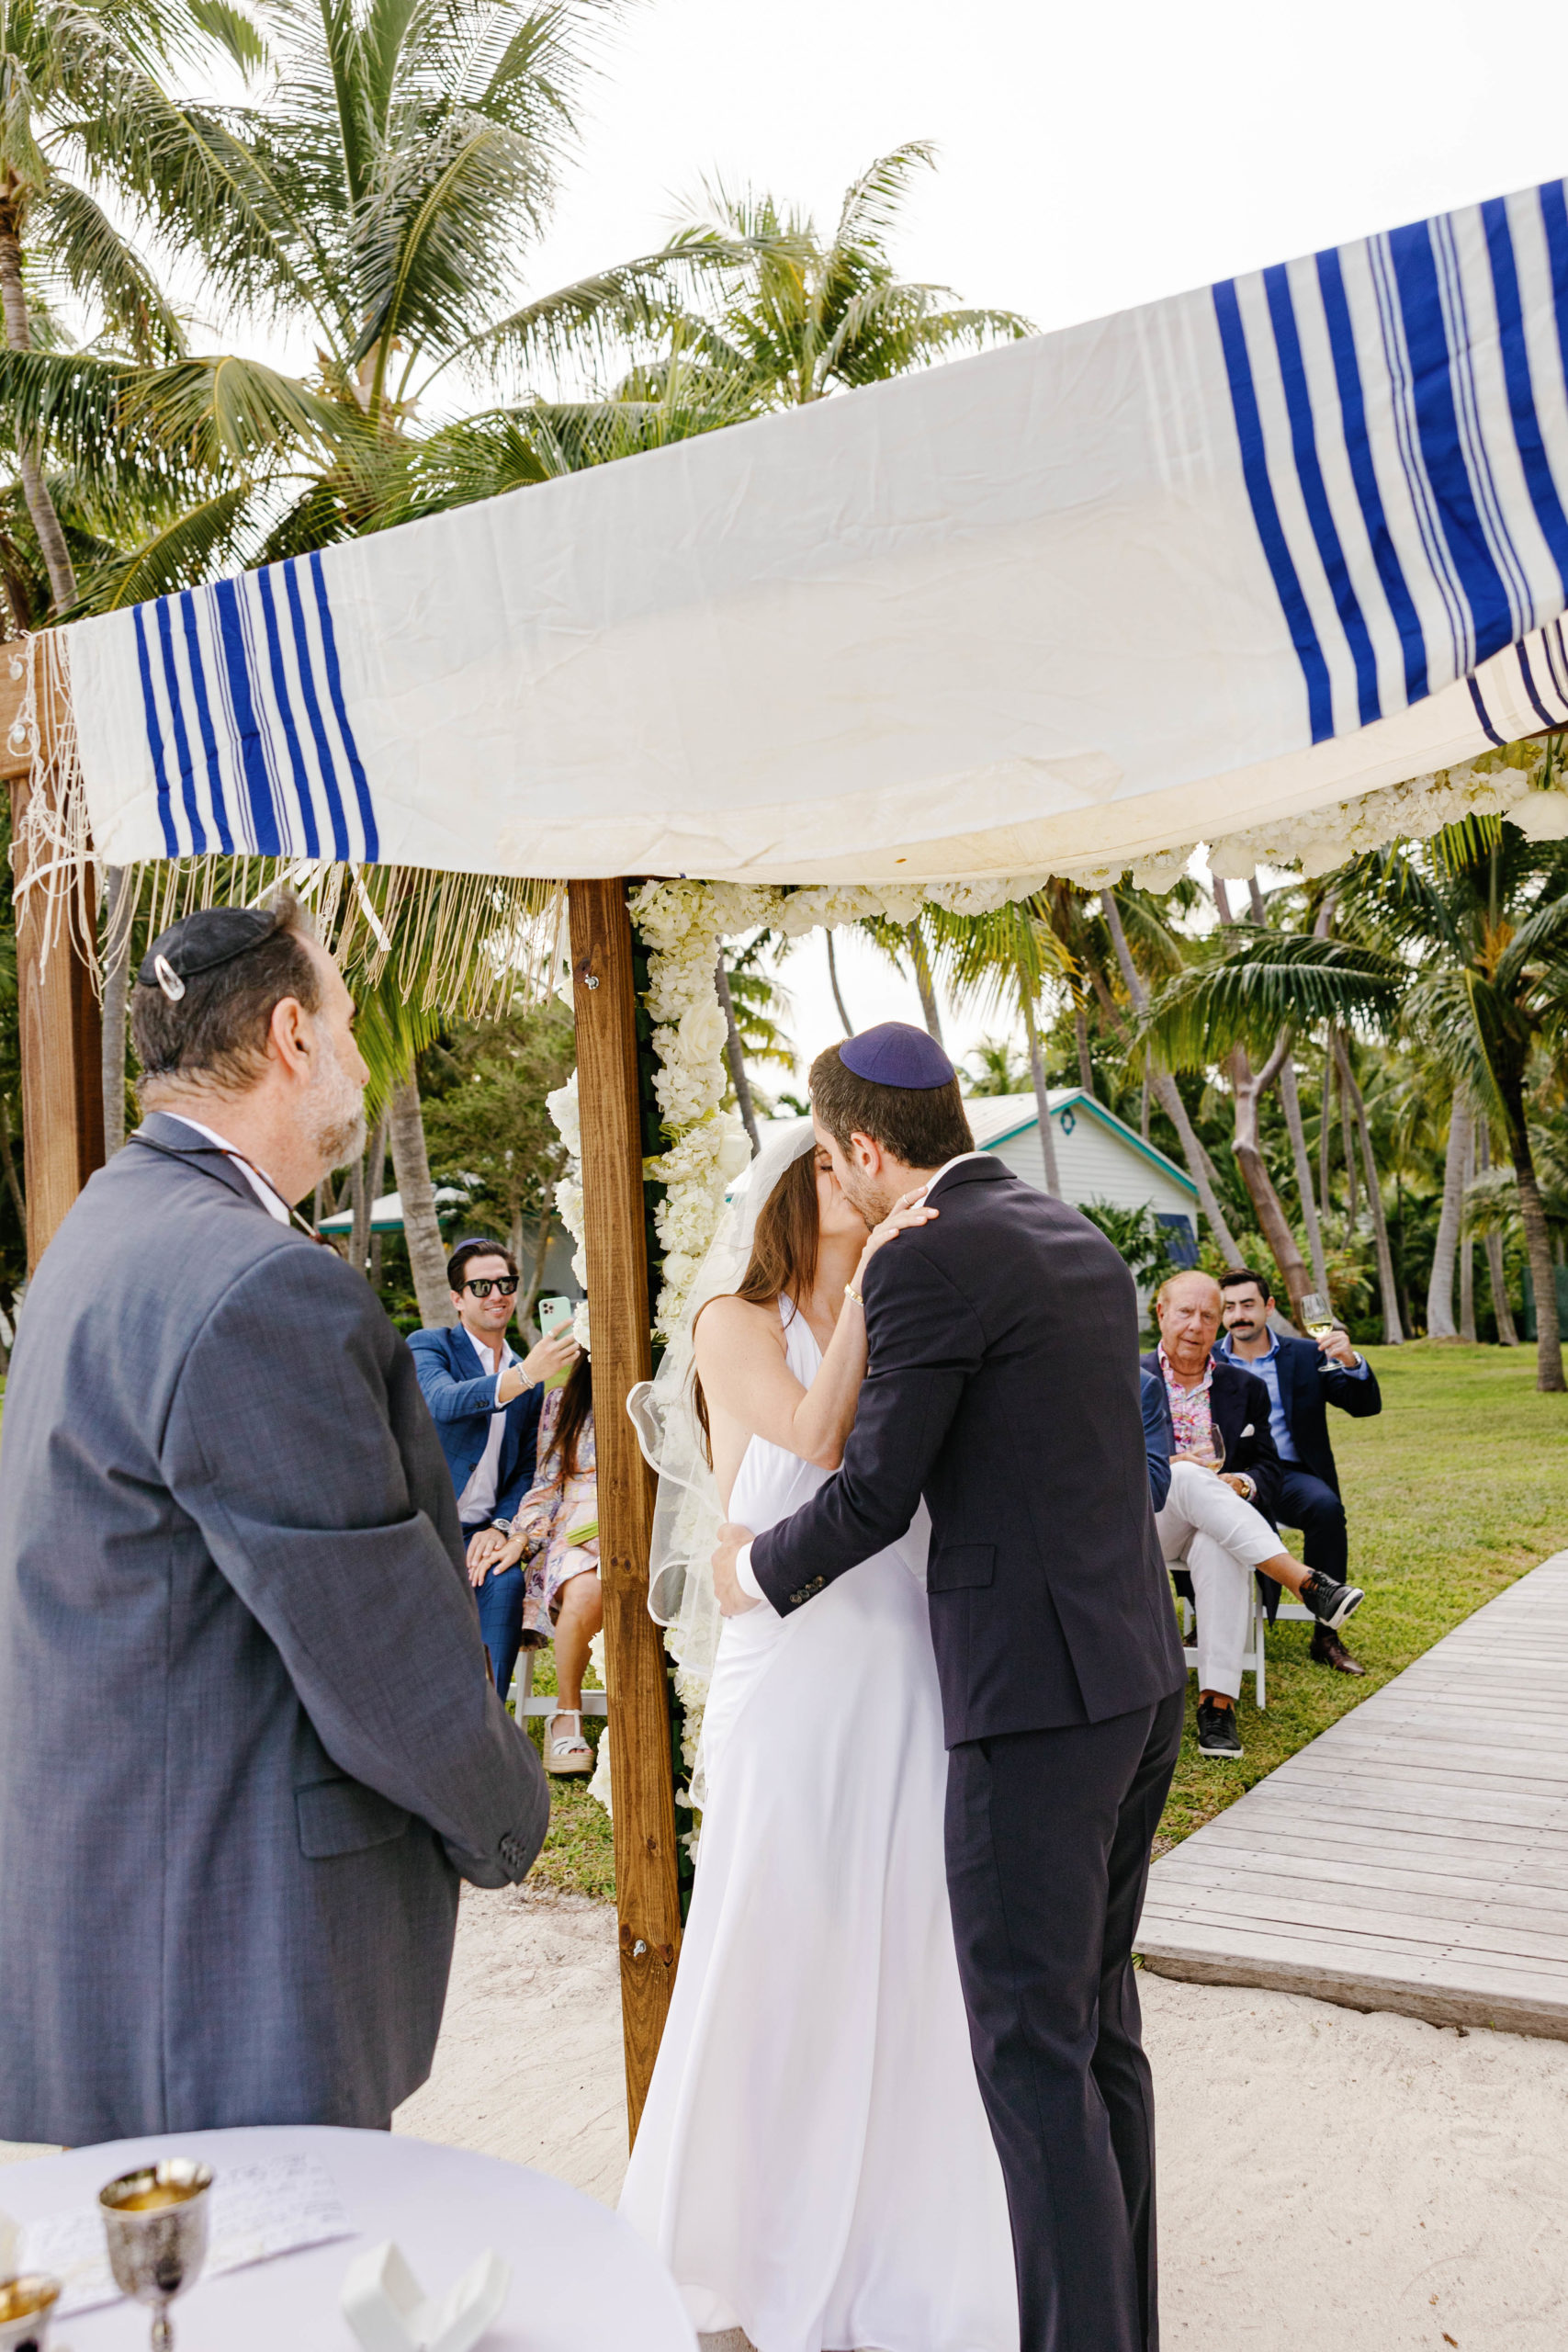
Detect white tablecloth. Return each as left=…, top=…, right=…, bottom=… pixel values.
left=0, top=2126, right=694, bottom=2351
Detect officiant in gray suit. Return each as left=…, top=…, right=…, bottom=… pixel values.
left=0, top=899, right=548, bottom=2148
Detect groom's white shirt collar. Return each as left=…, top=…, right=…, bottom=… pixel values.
left=919, top=1149, right=990, bottom=1199
left=734, top=1148, right=992, bottom=1601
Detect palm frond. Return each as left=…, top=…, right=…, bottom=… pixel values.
left=72, top=481, right=254, bottom=611
left=1140, top=934, right=1404, bottom=1069
left=32, top=178, right=186, bottom=363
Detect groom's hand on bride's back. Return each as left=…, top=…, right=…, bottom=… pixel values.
left=714, top=1521, right=762, bottom=1616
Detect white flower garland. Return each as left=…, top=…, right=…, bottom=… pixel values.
left=626, top=874, right=1055, bottom=1336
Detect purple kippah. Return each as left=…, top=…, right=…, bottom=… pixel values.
left=839, top=1021, right=957, bottom=1090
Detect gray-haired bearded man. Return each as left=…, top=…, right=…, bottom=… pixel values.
left=0, top=900, right=548, bottom=2145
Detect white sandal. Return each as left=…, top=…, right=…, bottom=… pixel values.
left=545, top=1708, right=593, bottom=1775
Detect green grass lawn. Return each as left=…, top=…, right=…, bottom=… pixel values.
left=1156, top=1340, right=1568, bottom=1849
left=531, top=1345, right=1568, bottom=1900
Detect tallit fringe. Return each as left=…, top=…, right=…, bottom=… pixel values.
left=9, top=635, right=563, bottom=1019
left=11, top=631, right=97, bottom=979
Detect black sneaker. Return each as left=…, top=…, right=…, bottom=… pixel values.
left=1196, top=1700, right=1244, bottom=1758
left=1300, top=1571, right=1365, bottom=1634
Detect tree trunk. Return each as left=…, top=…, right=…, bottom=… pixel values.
left=1426, top=1095, right=1472, bottom=1340
left=347, top=1148, right=368, bottom=1274
left=1101, top=888, right=1245, bottom=1264
left=1229, top=1040, right=1311, bottom=1314
left=1459, top=1117, right=1477, bottom=1342
left=1074, top=999, right=1095, bottom=1097
left=1318, top=1055, right=1334, bottom=1227
left=1338, top=1039, right=1358, bottom=1224
left=344, top=1112, right=387, bottom=1278
left=715, top=953, right=760, bottom=1153
left=0, top=1092, right=25, bottom=1235
left=825, top=930, right=855, bottom=1035
left=1019, top=969, right=1061, bottom=1197
left=1335, top=1034, right=1403, bottom=1344
left=388, top=1070, right=455, bottom=1327
left=1278, top=1052, right=1328, bottom=1295
left=1475, top=1122, right=1519, bottom=1344
left=0, top=202, right=78, bottom=614
left=1246, top=875, right=1328, bottom=1296
left=100, top=865, right=129, bottom=1155
left=907, top=925, right=944, bottom=1046
left=1501, top=1075, right=1564, bottom=1388
left=1139, top=1068, right=1150, bottom=1139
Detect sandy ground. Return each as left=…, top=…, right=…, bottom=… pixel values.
left=400, top=1888, right=1568, bottom=2351
left=9, top=1886, right=1568, bottom=2347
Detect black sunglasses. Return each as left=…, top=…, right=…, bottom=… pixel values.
left=463, top=1275, right=518, bottom=1298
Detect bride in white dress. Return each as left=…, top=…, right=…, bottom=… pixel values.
left=620, top=1124, right=1017, bottom=2352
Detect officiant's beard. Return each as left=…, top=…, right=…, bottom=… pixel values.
left=306, top=1024, right=367, bottom=1171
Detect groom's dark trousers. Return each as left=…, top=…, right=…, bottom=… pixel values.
left=750, top=1156, right=1187, bottom=2352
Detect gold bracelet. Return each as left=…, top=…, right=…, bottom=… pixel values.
left=844, top=1280, right=864, bottom=1306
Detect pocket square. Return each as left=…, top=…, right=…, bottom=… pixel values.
left=1240, top=1423, right=1254, bottom=1438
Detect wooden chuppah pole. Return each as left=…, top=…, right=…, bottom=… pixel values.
left=567, top=877, right=682, bottom=2141
left=0, top=655, right=105, bottom=1267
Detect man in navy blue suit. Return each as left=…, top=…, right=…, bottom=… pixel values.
left=1216, top=1266, right=1382, bottom=1677
left=408, top=1239, right=577, bottom=1696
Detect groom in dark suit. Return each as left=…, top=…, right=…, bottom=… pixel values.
left=713, top=1024, right=1186, bottom=2352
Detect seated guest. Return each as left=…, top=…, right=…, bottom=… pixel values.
left=1217, top=1267, right=1382, bottom=1677
left=478, top=1347, right=601, bottom=1774
left=1143, top=1271, right=1364, bottom=1758
left=408, top=1240, right=577, bottom=1699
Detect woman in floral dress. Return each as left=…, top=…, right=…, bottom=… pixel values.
left=491, top=1352, right=601, bottom=1773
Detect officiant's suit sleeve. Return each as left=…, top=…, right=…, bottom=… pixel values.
left=750, top=1242, right=984, bottom=1613
left=160, top=1241, right=548, bottom=1890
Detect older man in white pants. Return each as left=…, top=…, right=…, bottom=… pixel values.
left=1158, top=1459, right=1298, bottom=1715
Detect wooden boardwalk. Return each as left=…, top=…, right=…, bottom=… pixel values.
left=1137, top=1548, right=1568, bottom=2039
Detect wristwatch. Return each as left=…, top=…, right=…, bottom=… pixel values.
left=491, top=1517, right=514, bottom=1536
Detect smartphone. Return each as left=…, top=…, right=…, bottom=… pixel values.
left=536, top=1295, right=577, bottom=1389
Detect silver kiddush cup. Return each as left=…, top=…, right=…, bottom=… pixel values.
left=0, top=2274, right=62, bottom=2352
left=98, top=2160, right=214, bottom=2350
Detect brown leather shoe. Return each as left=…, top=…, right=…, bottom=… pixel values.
left=1310, top=1627, right=1367, bottom=1676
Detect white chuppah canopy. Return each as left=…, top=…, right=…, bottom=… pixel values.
left=59, top=172, right=1568, bottom=888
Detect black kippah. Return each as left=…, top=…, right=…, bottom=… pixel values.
left=136, top=907, right=281, bottom=995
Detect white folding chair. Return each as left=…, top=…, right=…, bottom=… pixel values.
left=502, top=1647, right=609, bottom=1722
left=1174, top=1579, right=1270, bottom=1708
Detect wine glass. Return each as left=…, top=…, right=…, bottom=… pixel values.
left=99, top=2160, right=213, bottom=2350
left=1299, top=1291, right=1337, bottom=1340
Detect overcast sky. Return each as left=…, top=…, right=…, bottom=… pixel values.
left=527, top=0, right=1568, bottom=346
left=514, top=0, right=1568, bottom=1079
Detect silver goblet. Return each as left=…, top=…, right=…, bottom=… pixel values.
left=0, top=2273, right=62, bottom=2352
left=98, top=2160, right=214, bottom=2351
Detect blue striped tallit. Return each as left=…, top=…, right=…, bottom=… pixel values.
left=127, top=551, right=377, bottom=862
left=62, top=175, right=1568, bottom=888
left=1213, top=182, right=1568, bottom=747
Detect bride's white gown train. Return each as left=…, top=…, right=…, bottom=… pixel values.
left=619, top=1306, right=1018, bottom=2352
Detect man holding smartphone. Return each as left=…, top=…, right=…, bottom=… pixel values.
left=409, top=1240, right=579, bottom=1695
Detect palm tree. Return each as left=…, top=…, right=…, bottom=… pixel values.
left=1341, top=820, right=1568, bottom=1390
left=1098, top=885, right=1247, bottom=1267
left=922, top=899, right=1073, bottom=1195
left=1, top=0, right=777, bottom=1288
left=0, top=0, right=235, bottom=611
left=1138, top=927, right=1405, bottom=1317
left=661, top=144, right=1032, bottom=414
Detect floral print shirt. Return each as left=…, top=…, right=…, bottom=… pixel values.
left=1157, top=1346, right=1222, bottom=1468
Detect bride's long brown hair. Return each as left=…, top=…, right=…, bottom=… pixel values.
left=693, top=1145, right=821, bottom=1454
